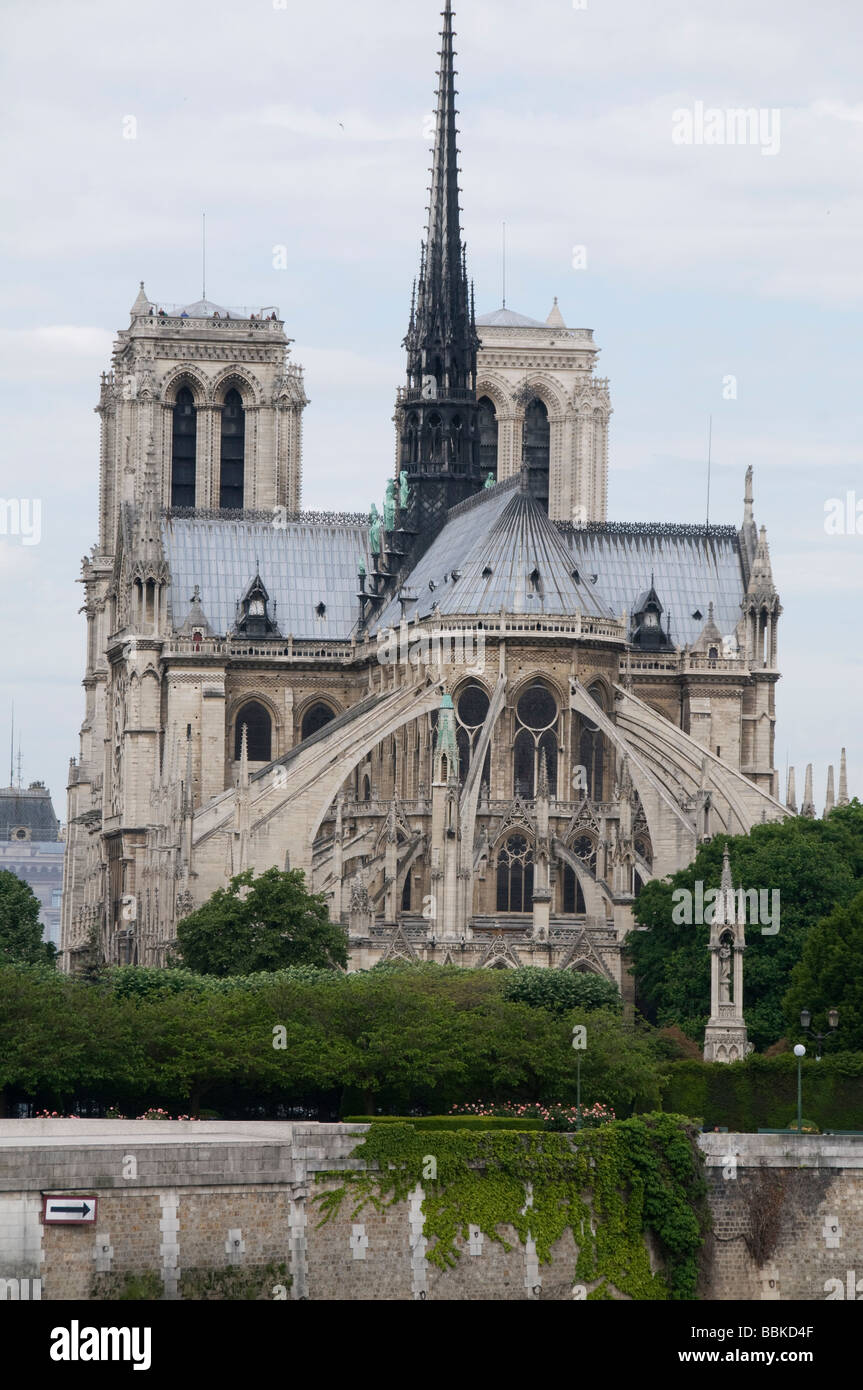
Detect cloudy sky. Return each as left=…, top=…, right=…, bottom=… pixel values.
left=1, top=0, right=861, bottom=816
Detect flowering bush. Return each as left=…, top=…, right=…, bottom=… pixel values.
left=33, top=1110, right=80, bottom=1119
left=136, top=1108, right=198, bottom=1121
left=449, top=1100, right=615, bottom=1131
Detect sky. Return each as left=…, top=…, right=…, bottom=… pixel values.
left=1, top=0, right=861, bottom=819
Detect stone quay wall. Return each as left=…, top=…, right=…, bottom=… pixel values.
left=0, top=1122, right=861, bottom=1301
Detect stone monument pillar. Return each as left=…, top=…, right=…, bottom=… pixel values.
left=703, top=846, right=753, bottom=1062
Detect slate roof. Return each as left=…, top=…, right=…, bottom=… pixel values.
left=163, top=517, right=370, bottom=640
left=0, top=785, right=60, bottom=842
left=372, top=479, right=614, bottom=632
left=160, top=504, right=747, bottom=651
left=555, top=525, right=745, bottom=648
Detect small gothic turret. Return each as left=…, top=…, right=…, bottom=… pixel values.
left=824, top=765, right=835, bottom=819
left=801, top=763, right=816, bottom=819
left=786, top=765, right=797, bottom=815
left=839, top=749, right=850, bottom=806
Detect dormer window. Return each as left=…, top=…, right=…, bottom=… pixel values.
left=234, top=573, right=280, bottom=638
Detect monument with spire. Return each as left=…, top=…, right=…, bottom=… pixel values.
left=703, top=846, right=753, bottom=1063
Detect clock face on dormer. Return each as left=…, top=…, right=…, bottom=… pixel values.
left=249, top=599, right=265, bottom=617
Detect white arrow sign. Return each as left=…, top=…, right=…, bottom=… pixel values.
left=43, top=1196, right=98, bottom=1224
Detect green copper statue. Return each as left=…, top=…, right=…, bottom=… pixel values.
left=383, top=479, right=396, bottom=531
left=484, top=471, right=496, bottom=489
left=399, top=469, right=411, bottom=509
left=369, top=503, right=381, bottom=556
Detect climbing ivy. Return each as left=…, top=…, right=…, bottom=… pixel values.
left=314, top=1113, right=709, bottom=1299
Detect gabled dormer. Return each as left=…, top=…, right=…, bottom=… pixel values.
left=630, top=582, right=671, bottom=650
left=233, top=573, right=280, bottom=638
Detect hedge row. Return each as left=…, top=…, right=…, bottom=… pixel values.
left=341, top=1116, right=547, bottom=1131
left=661, top=1054, right=863, bottom=1132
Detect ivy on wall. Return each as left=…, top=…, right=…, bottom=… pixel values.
left=314, top=1113, right=709, bottom=1299
left=90, top=1263, right=290, bottom=1301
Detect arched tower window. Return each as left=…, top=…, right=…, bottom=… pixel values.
left=301, top=702, right=336, bottom=741
left=220, top=388, right=245, bottom=510
left=426, top=414, right=443, bottom=464
left=171, top=387, right=197, bottom=508
left=234, top=701, right=272, bottom=762
left=478, top=396, right=498, bottom=480
left=496, top=834, right=534, bottom=913
left=524, top=398, right=550, bottom=511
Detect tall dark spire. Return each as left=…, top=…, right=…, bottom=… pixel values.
left=397, top=1, right=482, bottom=538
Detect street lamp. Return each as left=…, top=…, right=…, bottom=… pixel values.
left=793, top=1044, right=806, bottom=1134
left=800, top=1008, right=839, bottom=1061
left=572, top=1025, right=586, bottom=1132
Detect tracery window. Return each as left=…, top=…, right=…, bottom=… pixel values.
left=234, top=701, right=272, bottom=762
left=513, top=683, right=558, bottom=797
left=301, top=702, right=336, bottom=741
left=496, top=834, right=534, bottom=913
left=561, top=864, right=587, bottom=914
left=577, top=683, right=607, bottom=801
left=455, top=683, right=492, bottom=789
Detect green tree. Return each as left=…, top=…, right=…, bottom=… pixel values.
left=174, top=867, right=348, bottom=976
left=783, top=888, right=863, bottom=1050
left=627, top=806, right=863, bottom=1050
left=501, top=965, right=620, bottom=1015
left=0, top=870, right=56, bottom=966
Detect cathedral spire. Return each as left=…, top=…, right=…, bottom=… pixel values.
left=397, top=1, right=481, bottom=538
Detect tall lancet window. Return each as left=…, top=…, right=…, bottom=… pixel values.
left=171, top=387, right=197, bottom=508
left=478, top=397, right=498, bottom=480
left=220, top=388, right=245, bottom=510
left=524, top=398, right=550, bottom=510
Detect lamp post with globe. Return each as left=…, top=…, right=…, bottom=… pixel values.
left=793, top=1045, right=806, bottom=1134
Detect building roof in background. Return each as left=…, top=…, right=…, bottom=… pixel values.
left=476, top=307, right=547, bottom=328
left=0, top=784, right=61, bottom=842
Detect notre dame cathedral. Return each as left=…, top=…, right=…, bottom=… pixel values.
left=60, top=1, right=791, bottom=985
